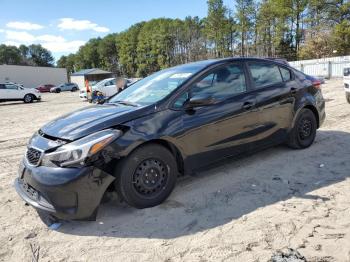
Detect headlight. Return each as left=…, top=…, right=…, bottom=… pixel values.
left=41, top=129, right=121, bottom=167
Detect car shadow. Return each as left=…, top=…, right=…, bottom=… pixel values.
left=0, top=100, right=45, bottom=107
left=57, top=130, right=350, bottom=239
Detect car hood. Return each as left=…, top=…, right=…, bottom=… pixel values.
left=40, top=104, right=151, bottom=140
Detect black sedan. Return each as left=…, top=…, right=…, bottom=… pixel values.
left=15, top=58, right=325, bottom=220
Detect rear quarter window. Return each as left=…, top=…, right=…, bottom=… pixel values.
left=292, top=69, right=306, bottom=81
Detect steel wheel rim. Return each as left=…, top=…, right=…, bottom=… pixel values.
left=298, top=118, right=312, bottom=140
left=132, top=158, right=168, bottom=197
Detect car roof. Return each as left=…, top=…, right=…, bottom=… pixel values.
left=169, top=57, right=290, bottom=73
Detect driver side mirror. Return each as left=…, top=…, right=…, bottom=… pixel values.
left=185, top=96, right=217, bottom=109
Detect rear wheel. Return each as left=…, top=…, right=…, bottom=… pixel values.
left=23, top=94, right=33, bottom=103
left=115, top=144, right=178, bottom=208
left=287, top=108, right=317, bottom=149
left=346, top=93, right=350, bottom=104
left=71, top=87, right=77, bottom=92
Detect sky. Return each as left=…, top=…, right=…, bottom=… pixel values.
left=0, top=0, right=232, bottom=62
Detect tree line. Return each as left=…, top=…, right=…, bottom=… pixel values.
left=0, top=44, right=54, bottom=67
left=2, top=0, right=349, bottom=76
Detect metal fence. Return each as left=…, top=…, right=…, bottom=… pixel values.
left=289, top=56, right=350, bottom=78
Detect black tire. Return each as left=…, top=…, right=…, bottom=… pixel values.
left=346, top=93, right=350, bottom=104
left=287, top=108, right=317, bottom=149
left=115, top=144, right=178, bottom=208
left=71, top=87, right=77, bottom=92
left=56, top=88, right=61, bottom=93
left=23, top=94, right=33, bottom=103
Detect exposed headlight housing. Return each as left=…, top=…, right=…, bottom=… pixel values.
left=41, top=129, right=121, bottom=167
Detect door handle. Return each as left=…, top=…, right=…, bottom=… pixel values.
left=242, top=101, right=254, bottom=110
left=290, top=87, right=297, bottom=94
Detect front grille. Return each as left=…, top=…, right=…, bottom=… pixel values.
left=26, top=147, right=42, bottom=166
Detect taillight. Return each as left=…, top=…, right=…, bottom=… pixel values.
left=312, top=80, right=321, bottom=89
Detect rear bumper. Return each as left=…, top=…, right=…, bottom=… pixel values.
left=14, top=160, right=115, bottom=220
left=316, top=90, right=326, bottom=128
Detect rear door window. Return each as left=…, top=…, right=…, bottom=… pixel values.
left=192, top=63, right=247, bottom=100
left=248, top=62, right=283, bottom=88
left=174, top=63, right=247, bottom=108
left=5, top=84, right=18, bottom=90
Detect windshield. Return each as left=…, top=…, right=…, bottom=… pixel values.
left=108, top=65, right=204, bottom=106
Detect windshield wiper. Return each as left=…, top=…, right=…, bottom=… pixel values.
left=108, top=100, right=139, bottom=107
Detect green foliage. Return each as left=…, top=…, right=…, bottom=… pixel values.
left=57, top=54, right=76, bottom=73
left=235, top=0, right=255, bottom=56
left=0, top=44, right=21, bottom=65
left=27, top=44, right=54, bottom=67
left=204, top=0, right=231, bottom=57
left=0, top=44, right=54, bottom=66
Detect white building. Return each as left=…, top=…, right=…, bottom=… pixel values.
left=0, top=64, right=68, bottom=88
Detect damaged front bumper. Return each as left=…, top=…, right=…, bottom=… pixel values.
left=14, top=160, right=115, bottom=220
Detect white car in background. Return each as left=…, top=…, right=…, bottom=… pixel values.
left=344, top=67, right=350, bottom=103
left=0, top=83, right=41, bottom=103
left=79, top=78, right=138, bottom=101
left=93, top=78, right=118, bottom=97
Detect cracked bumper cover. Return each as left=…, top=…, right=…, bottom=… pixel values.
left=14, top=160, right=115, bottom=220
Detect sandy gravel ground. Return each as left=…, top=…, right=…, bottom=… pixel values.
left=0, top=80, right=349, bottom=262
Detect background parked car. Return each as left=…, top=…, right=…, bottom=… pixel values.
left=36, top=84, right=55, bottom=93
left=0, top=83, right=41, bottom=103
left=344, top=67, right=350, bottom=103
left=93, top=78, right=118, bottom=97
left=79, top=78, right=140, bottom=101
left=50, top=83, right=78, bottom=93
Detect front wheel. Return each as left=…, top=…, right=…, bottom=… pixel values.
left=115, top=144, right=178, bottom=208
left=287, top=108, right=317, bottom=149
left=71, top=87, right=77, bottom=92
left=56, top=89, right=61, bottom=93
left=346, top=93, right=350, bottom=104
left=23, top=94, right=33, bottom=103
